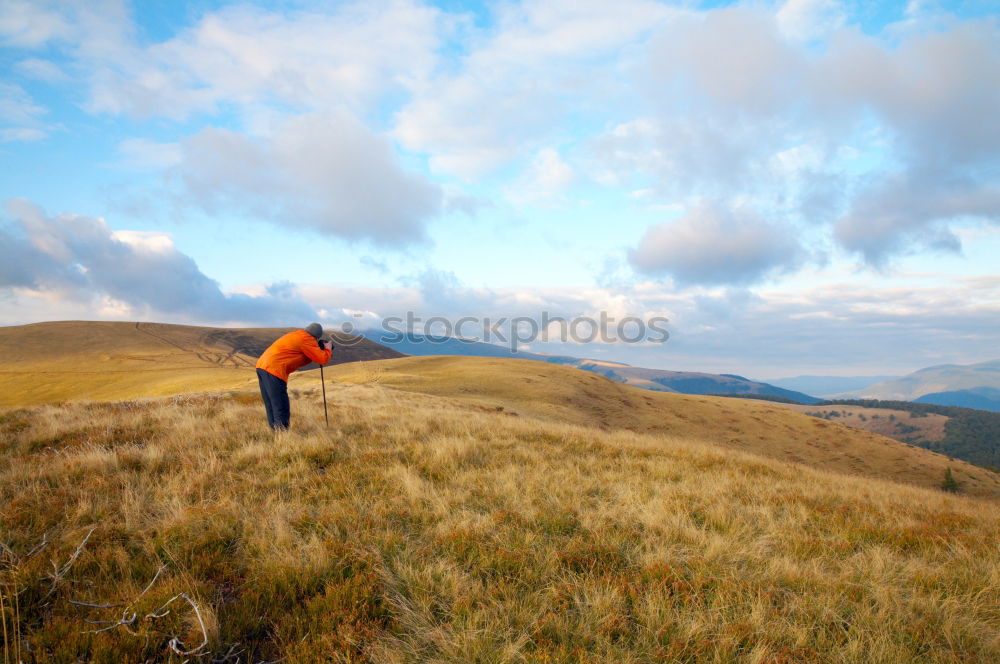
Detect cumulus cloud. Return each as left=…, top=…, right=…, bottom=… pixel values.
left=174, top=112, right=443, bottom=245
left=595, top=6, right=1000, bottom=265
left=628, top=202, right=804, bottom=285
left=83, top=1, right=444, bottom=120
left=0, top=82, right=49, bottom=142
left=394, top=0, right=674, bottom=178
left=833, top=174, right=1000, bottom=264
left=776, top=0, right=846, bottom=42
left=0, top=0, right=74, bottom=47
left=0, top=198, right=317, bottom=324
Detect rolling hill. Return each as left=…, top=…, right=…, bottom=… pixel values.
left=363, top=331, right=820, bottom=402
left=1, top=322, right=995, bottom=498
left=0, top=320, right=402, bottom=406
left=839, top=358, right=1000, bottom=400
left=323, top=356, right=1000, bottom=499
left=793, top=399, right=1000, bottom=471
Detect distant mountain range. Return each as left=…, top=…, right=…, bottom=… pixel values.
left=839, top=359, right=1000, bottom=401
left=361, top=331, right=821, bottom=404
left=762, top=375, right=899, bottom=398
left=915, top=387, right=1000, bottom=412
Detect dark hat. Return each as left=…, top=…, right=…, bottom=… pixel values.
left=305, top=323, right=323, bottom=339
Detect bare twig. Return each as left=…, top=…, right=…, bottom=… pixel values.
left=85, top=612, right=137, bottom=634
left=134, top=564, right=166, bottom=602
left=76, top=563, right=167, bottom=635
left=147, top=593, right=209, bottom=656
left=210, top=642, right=244, bottom=663
left=25, top=534, right=50, bottom=558
left=46, top=527, right=95, bottom=596
left=70, top=599, right=124, bottom=609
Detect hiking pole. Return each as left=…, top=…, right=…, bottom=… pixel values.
left=320, top=362, right=329, bottom=428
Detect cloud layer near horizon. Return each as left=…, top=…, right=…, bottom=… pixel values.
left=0, top=199, right=316, bottom=324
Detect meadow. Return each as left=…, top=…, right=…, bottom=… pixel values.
left=2, top=377, right=998, bottom=663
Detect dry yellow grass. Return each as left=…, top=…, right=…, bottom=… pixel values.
left=0, top=321, right=401, bottom=406
left=2, top=381, right=999, bottom=663
left=6, top=322, right=994, bottom=499
left=324, top=356, right=1000, bottom=499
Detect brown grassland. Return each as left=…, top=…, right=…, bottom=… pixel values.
left=0, top=321, right=401, bottom=407
left=2, top=362, right=1000, bottom=663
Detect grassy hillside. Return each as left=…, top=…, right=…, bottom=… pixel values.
left=0, top=321, right=402, bottom=406
left=324, top=356, right=1000, bottom=499
left=784, top=403, right=948, bottom=448
left=806, top=399, right=1000, bottom=471
left=2, top=383, right=999, bottom=662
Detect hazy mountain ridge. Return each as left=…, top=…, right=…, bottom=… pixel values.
left=915, top=387, right=1000, bottom=412
left=763, top=375, right=900, bottom=397
left=839, top=359, right=1000, bottom=400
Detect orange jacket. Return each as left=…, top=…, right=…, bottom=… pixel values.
left=255, top=329, right=332, bottom=382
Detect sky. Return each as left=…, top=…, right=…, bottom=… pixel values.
left=1, top=0, right=998, bottom=379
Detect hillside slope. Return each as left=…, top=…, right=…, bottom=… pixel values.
left=2, top=383, right=999, bottom=662
left=324, top=356, right=1000, bottom=499
left=0, top=320, right=402, bottom=406
left=792, top=399, right=1000, bottom=471
left=362, top=331, right=820, bottom=402
left=783, top=403, right=948, bottom=449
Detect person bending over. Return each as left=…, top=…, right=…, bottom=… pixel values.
left=255, top=323, right=332, bottom=431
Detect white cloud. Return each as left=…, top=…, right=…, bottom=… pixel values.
left=173, top=111, right=443, bottom=245
left=1, top=127, right=46, bottom=143
left=394, top=0, right=675, bottom=178
left=776, top=0, right=846, bottom=42
left=0, top=82, right=45, bottom=124
left=0, top=0, right=74, bottom=47
left=12, top=58, right=68, bottom=82
left=592, top=6, right=1000, bottom=265
left=532, top=148, right=574, bottom=190
left=116, top=138, right=182, bottom=170
left=0, top=82, right=51, bottom=142
left=110, top=230, right=175, bottom=254
left=628, top=201, right=805, bottom=285
left=0, top=198, right=318, bottom=324
left=84, top=0, right=446, bottom=120
left=297, top=272, right=1000, bottom=375
left=506, top=147, right=575, bottom=205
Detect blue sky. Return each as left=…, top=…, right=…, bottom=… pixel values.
left=1, top=0, right=998, bottom=378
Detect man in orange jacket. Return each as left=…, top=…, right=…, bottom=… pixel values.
left=255, top=323, right=333, bottom=431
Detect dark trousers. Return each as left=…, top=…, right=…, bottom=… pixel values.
left=257, top=369, right=290, bottom=431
